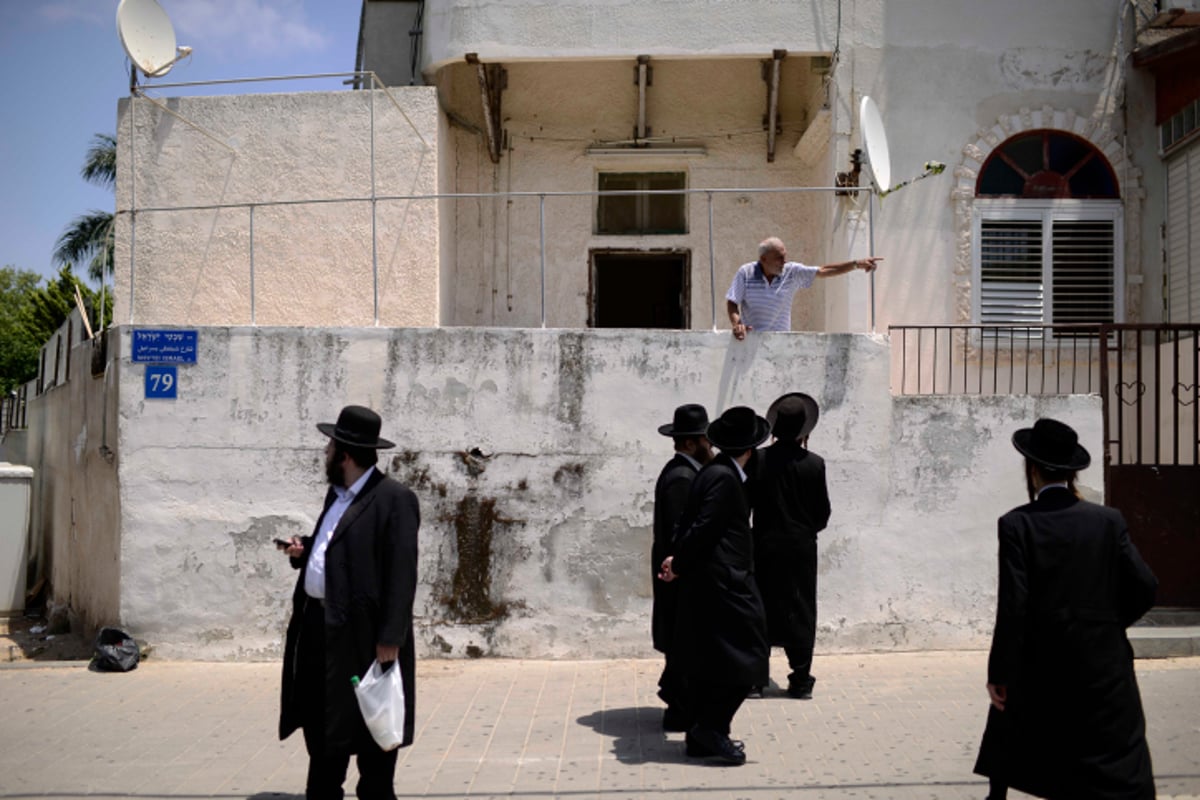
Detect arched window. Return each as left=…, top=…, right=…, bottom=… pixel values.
left=973, top=130, right=1122, bottom=328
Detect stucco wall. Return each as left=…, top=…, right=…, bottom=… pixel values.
left=420, top=0, right=837, bottom=70
left=113, top=89, right=440, bottom=328
left=110, top=325, right=1101, bottom=660
left=23, top=315, right=121, bottom=635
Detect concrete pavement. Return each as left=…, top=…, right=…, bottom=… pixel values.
left=1, top=651, right=1197, bottom=799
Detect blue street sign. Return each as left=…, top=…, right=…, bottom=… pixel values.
left=132, top=329, right=198, bottom=364
left=145, top=365, right=178, bottom=399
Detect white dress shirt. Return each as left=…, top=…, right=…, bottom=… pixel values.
left=304, top=466, right=375, bottom=599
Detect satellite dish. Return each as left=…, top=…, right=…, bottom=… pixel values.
left=117, top=0, right=191, bottom=79
left=859, top=95, right=892, bottom=193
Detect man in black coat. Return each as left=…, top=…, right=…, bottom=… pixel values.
left=652, top=403, right=712, bottom=732
left=974, top=418, right=1157, bottom=800
left=752, top=392, right=831, bottom=700
left=278, top=405, right=420, bottom=800
left=659, top=406, right=771, bottom=766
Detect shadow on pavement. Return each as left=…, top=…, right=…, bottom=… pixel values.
left=576, top=705, right=688, bottom=765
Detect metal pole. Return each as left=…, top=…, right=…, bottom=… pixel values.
left=539, top=194, right=547, bottom=328
left=129, top=94, right=137, bottom=325
left=707, top=191, right=717, bottom=331
left=868, top=190, right=877, bottom=333
left=370, top=77, right=379, bottom=326
left=249, top=205, right=256, bottom=325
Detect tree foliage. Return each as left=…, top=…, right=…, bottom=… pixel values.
left=0, top=266, right=42, bottom=394
left=0, top=265, right=112, bottom=394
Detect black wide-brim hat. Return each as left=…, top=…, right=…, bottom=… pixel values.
left=317, top=405, right=395, bottom=449
left=706, top=406, right=772, bottom=452
left=1012, top=417, right=1090, bottom=471
left=766, top=392, right=819, bottom=441
left=658, top=403, right=710, bottom=437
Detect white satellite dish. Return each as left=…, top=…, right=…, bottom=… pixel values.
left=117, top=0, right=191, bottom=79
left=859, top=95, right=892, bottom=193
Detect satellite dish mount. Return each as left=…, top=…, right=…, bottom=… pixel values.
left=116, top=0, right=192, bottom=91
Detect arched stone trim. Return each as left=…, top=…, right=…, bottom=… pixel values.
left=951, top=106, right=1145, bottom=323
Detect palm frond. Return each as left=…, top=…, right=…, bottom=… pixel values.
left=81, top=133, right=117, bottom=190
left=54, top=211, right=114, bottom=279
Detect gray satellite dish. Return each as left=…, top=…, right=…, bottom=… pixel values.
left=117, top=0, right=191, bottom=79
left=859, top=96, right=892, bottom=193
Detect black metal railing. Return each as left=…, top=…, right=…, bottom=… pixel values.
left=1101, top=324, right=1200, bottom=467
left=889, top=324, right=1105, bottom=396
left=1, top=384, right=29, bottom=435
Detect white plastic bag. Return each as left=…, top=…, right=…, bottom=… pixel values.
left=353, top=659, right=406, bottom=751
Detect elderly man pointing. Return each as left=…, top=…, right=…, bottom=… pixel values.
left=726, top=237, right=882, bottom=339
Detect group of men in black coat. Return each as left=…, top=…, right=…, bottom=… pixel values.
left=652, top=394, right=831, bottom=766
left=652, top=405, right=1160, bottom=792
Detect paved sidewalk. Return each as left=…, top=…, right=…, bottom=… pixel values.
left=0, top=651, right=1197, bottom=799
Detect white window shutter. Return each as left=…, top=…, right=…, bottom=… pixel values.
left=1050, top=219, right=1116, bottom=325
left=1167, top=144, right=1199, bottom=322
left=980, top=219, right=1044, bottom=325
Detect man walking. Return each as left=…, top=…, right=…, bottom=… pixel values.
left=659, top=406, right=771, bottom=765
left=278, top=405, right=420, bottom=800
left=751, top=392, right=830, bottom=700
left=726, top=236, right=882, bottom=339
left=974, top=418, right=1157, bottom=799
left=651, top=404, right=712, bottom=732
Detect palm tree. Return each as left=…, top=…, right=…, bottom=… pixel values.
left=54, top=134, right=116, bottom=283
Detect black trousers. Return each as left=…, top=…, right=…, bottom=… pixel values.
left=657, top=647, right=689, bottom=710
left=688, top=680, right=749, bottom=736
left=773, top=541, right=817, bottom=687
left=299, top=598, right=398, bottom=800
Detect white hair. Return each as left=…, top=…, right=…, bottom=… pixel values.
left=758, top=237, right=786, bottom=258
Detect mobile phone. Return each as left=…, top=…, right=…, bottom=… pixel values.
left=274, top=538, right=293, bottom=549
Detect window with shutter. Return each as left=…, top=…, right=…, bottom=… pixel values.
left=974, top=130, right=1122, bottom=332
left=1166, top=143, right=1199, bottom=323
left=973, top=201, right=1123, bottom=330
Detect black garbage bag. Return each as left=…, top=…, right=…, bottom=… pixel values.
left=91, top=627, right=139, bottom=672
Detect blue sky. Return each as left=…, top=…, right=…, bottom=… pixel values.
left=0, top=0, right=362, bottom=283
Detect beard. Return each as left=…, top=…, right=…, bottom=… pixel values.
left=326, top=453, right=345, bottom=487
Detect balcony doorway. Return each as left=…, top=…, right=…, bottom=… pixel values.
left=589, top=250, right=690, bottom=329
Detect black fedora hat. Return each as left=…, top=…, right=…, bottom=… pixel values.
left=658, top=404, right=710, bottom=437
left=706, top=406, right=772, bottom=452
left=1012, top=418, right=1090, bottom=471
left=317, top=405, right=395, bottom=449
left=766, top=392, right=819, bottom=442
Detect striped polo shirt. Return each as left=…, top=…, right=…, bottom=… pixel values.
left=725, top=261, right=818, bottom=332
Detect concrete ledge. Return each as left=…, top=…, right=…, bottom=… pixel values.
left=1129, top=626, right=1200, bottom=659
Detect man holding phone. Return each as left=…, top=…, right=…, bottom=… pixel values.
left=277, top=405, right=420, bottom=800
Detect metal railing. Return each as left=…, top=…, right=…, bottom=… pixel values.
left=889, top=324, right=1106, bottom=396
left=1, top=384, right=29, bottom=435
left=1101, top=324, right=1200, bottom=467
left=117, top=185, right=880, bottom=330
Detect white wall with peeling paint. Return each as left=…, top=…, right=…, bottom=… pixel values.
left=105, top=325, right=1101, bottom=660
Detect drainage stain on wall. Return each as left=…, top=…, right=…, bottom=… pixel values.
left=443, top=495, right=505, bottom=623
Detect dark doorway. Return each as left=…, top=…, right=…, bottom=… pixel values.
left=590, top=250, right=690, bottom=329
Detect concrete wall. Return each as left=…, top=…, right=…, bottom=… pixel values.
left=419, top=0, right=837, bottom=70
left=109, top=325, right=1101, bottom=660
left=113, top=88, right=441, bottom=328
left=22, top=312, right=121, bottom=634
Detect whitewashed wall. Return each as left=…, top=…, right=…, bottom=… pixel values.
left=113, top=88, right=441, bottom=328
left=106, top=325, right=1101, bottom=660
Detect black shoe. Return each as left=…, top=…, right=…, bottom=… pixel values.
left=787, top=676, right=815, bottom=699
left=685, top=727, right=747, bottom=766
left=662, top=706, right=692, bottom=733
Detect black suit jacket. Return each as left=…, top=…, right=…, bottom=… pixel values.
left=976, top=487, right=1157, bottom=798
left=280, top=468, right=421, bottom=752
left=651, top=453, right=699, bottom=652
left=671, top=453, right=768, bottom=686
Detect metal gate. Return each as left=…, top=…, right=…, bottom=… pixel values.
left=1101, top=324, right=1200, bottom=608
